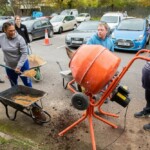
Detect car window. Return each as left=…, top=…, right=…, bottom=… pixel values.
left=70, top=16, right=75, bottom=20
left=41, top=20, right=49, bottom=26
left=64, top=16, right=70, bottom=21
left=33, top=21, right=41, bottom=29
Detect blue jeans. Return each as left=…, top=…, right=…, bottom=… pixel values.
left=5, top=60, right=32, bottom=87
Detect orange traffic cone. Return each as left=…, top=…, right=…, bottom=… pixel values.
left=43, top=29, right=51, bottom=45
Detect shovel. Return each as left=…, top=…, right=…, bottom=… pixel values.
left=0, top=64, right=36, bottom=78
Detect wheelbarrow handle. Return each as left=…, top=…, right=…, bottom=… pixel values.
left=0, top=64, right=14, bottom=70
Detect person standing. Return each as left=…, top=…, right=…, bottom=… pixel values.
left=134, top=62, right=150, bottom=131
left=0, top=22, right=46, bottom=122
left=14, top=15, right=31, bottom=54
left=0, top=22, right=32, bottom=87
left=86, top=22, right=114, bottom=103
left=86, top=22, right=114, bottom=52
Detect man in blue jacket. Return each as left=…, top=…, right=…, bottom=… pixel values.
left=86, top=22, right=114, bottom=52
left=87, top=22, right=114, bottom=103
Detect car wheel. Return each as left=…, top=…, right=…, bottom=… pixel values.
left=73, top=24, right=77, bottom=29
left=29, top=34, right=33, bottom=42
left=48, top=29, right=54, bottom=38
left=58, top=27, right=63, bottom=34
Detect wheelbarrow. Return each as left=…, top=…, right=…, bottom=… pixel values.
left=28, top=54, right=47, bottom=81
left=58, top=45, right=150, bottom=150
left=0, top=85, right=51, bottom=124
left=56, top=61, right=82, bottom=91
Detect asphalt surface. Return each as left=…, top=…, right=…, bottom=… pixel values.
left=0, top=32, right=150, bottom=150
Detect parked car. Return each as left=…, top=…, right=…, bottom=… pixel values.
left=76, top=13, right=91, bottom=23
left=50, top=13, right=58, bottom=19
left=22, top=18, right=53, bottom=41
left=50, top=15, right=77, bottom=33
left=147, top=15, right=150, bottom=25
left=0, top=16, right=14, bottom=20
left=21, top=16, right=34, bottom=22
left=111, top=18, right=150, bottom=51
left=60, top=9, right=78, bottom=17
left=101, top=12, right=126, bottom=33
left=65, top=21, right=103, bottom=48
left=0, top=19, right=14, bottom=32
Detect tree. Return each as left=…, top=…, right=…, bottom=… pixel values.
left=0, top=0, right=9, bottom=15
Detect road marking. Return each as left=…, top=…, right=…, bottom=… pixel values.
left=57, top=45, right=66, bottom=49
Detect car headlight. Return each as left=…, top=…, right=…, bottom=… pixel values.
left=66, top=35, right=71, bottom=41
left=85, top=37, right=91, bottom=42
left=135, top=34, right=144, bottom=41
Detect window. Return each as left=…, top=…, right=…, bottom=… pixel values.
left=33, top=21, right=41, bottom=29
left=41, top=20, right=49, bottom=26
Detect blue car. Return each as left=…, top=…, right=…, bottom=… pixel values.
left=111, top=18, right=150, bottom=51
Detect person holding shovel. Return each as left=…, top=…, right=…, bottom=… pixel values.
left=0, top=22, right=46, bottom=122
left=0, top=22, right=32, bottom=87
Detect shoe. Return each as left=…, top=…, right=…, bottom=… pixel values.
left=0, top=79, right=5, bottom=83
left=134, top=109, right=150, bottom=118
left=143, top=123, right=150, bottom=131
left=32, top=106, right=46, bottom=122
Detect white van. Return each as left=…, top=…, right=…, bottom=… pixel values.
left=60, top=9, right=78, bottom=18
left=100, top=12, right=127, bottom=32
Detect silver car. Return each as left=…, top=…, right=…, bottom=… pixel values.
left=65, top=21, right=100, bottom=48
left=50, top=15, right=77, bottom=34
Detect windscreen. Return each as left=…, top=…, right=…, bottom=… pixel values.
left=101, top=16, right=118, bottom=23
left=77, top=21, right=99, bottom=30
left=117, top=19, right=144, bottom=31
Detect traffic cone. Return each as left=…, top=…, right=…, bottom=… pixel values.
left=43, top=29, right=51, bottom=45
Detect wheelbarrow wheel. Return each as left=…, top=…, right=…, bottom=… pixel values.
left=31, top=106, right=51, bottom=125
left=33, top=68, right=43, bottom=82
left=71, top=92, right=89, bottom=110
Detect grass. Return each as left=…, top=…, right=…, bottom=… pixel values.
left=0, top=136, right=37, bottom=150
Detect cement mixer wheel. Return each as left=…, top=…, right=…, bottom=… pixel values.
left=71, top=92, right=89, bottom=110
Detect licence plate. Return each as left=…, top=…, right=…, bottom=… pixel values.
left=118, top=42, right=130, bottom=46
left=72, top=40, right=82, bottom=44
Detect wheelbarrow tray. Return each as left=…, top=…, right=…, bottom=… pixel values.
left=0, top=85, right=46, bottom=111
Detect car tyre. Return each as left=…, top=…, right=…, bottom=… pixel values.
left=58, top=27, right=63, bottom=34
left=48, top=29, right=54, bottom=38
left=29, top=34, right=33, bottom=42
left=73, top=24, right=77, bottom=29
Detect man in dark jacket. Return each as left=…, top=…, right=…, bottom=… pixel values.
left=134, top=62, right=150, bottom=131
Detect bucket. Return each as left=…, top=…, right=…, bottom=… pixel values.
left=69, top=45, right=121, bottom=94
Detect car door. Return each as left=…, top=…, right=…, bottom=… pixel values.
left=63, top=16, right=70, bottom=31
left=68, top=16, right=76, bottom=30
left=32, top=20, right=42, bottom=38
left=41, top=19, right=50, bottom=37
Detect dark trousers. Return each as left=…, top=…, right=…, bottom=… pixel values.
left=145, top=89, right=150, bottom=108
left=5, top=60, right=32, bottom=87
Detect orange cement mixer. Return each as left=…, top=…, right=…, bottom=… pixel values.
left=69, top=45, right=121, bottom=94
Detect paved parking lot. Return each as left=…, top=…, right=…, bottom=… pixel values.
left=0, top=32, right=150, bottom=150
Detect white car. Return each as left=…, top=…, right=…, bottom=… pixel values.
left=76, top=13, right=91, bottom=23
left=50, top=15, right=77, bottom=33
left=100, top=12, right=127, bottom=33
